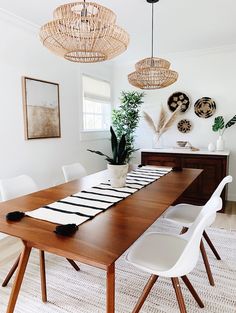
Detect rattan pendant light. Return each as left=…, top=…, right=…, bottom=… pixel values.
left=128, top=0, right=178, bottom=90
left=40, top=1, right=129, bottom=63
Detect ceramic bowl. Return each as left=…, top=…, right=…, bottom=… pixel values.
left=177, top=141, right=188, bottom=147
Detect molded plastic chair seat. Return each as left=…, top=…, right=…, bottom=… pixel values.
left=164, top=204, right=207, bottom=227
left=62, top=162, right=87, bottom=182
left=164, top=204, right=216, bottom=230
left=127, top=232, right=188, bottom=276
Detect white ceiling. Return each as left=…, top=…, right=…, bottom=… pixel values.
left=1, top=0, right=236, bottom=63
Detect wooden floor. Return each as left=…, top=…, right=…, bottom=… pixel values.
left=0, top=202, right=235, bottom=268
left=224, top=200, right=236, bottom=215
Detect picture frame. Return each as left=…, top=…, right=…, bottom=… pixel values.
left=22, top=76, right=61, bottom=140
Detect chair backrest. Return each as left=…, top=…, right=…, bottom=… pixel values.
left=0, top=175, right=38, bottom=201
left=62, top=162, right=87, bottom=183
left=204, top=175, right=232, bottom=227
left=211, top=175, right=233, bottom=198
left=169, top=196, right=222, bottom=277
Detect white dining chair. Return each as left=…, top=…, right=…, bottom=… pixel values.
left=0, top=175, right=41, bottom=289
left=163, top=175, right=232, bottom=286
left=126, top=196, right=222, bottom=313
left=62, top=162, right=87, bottom=182
left=0, top=174, right=80, bottom=297
left=0, top=174, right=38, bottom=201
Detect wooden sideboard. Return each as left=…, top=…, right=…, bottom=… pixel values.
left=141, top=149, right=230, bottom=212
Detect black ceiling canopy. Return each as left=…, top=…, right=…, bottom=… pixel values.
left=146, top=0, right=159, bottom=3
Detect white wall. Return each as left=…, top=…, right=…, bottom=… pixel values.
left=113, top=46, right=236, bottom=201
left=0, top=12, right=113, bottom=201
left=0, top=10, right=235, bottom=207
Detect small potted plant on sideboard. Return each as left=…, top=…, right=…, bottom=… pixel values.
left=212, top=115, right=236, bottom=150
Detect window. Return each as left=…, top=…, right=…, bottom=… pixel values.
left=82, top=75, right=111, bottom=131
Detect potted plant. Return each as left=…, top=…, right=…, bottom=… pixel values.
left=212, top=115, right=236, bottom=151
left=88, top=127, right=134, bottom=187
left=112, top=91, right=144, bottom=155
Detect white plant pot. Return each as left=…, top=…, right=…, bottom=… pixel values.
left=107, top=164, right=129, bottom=188
left=216, top=136, right=225, bottom=151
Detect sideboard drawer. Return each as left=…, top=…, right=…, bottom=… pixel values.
left=141, top=152, right=180, bottom=167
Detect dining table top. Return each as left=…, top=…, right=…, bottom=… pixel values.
left=0, top=168, right=202, bottom=270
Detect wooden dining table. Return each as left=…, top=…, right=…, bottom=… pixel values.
left=0, top=167, right=202, bottom=313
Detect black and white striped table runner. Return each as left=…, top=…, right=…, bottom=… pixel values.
left=26, top=166, right=172, bottom=226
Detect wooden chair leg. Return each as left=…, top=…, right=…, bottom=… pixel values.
left=2, top=255, right=21, bottom=287
left=181, top=276, right=204, bottom=308
left=132, top=275, right=158, bottom=313
left=200, top=240, right=215, bottom=286
left=171, top=277, right=187, bottom=313
left=180, top=227, right=188, bottom=235
left=66, top=258, right=80, bottom=271
left=203, top=231, right=221, bottom=260
left=40, top=251, right=47, bottom=303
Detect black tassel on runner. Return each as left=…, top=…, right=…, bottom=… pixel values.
left=54, top=224, right=78, bottom=236
left=6, top=211, right=25, bottom=221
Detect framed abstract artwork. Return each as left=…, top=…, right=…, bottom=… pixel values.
left=22, top=76, right=61, bottom=139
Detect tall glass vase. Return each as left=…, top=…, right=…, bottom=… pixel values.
left=152, top=133, right=164, bottom=149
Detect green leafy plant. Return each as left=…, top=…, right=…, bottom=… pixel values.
left=87, top=127, right=135, bottom=165
left=212, top=115, right=236, bottom=135
left=112, top=91, right=144, bottom=155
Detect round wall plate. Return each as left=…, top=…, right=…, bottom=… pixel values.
left=177, top=119, right=192, bottom=133
left=194, top=97, right=216, bottom=118
left=167, top=92, right=190, bottom=113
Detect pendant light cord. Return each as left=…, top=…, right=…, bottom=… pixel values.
left=151, top=2, right=154, bottom=59
left=82, top=0, right=87, bottom=17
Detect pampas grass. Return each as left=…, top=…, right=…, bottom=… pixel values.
left=143, top=111, right=157, bottom=133
left=159, top=105, right=181, bottom=136
left=143, top=105, right=181, bottom=139
left=156, top=106, right=167, bottom=133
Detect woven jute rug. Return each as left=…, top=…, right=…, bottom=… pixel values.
left=0, top=219, right=235, bottom=313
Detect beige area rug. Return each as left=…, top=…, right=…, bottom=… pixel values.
left=213, top=213, right=236, bottom=231
left=0, top=219, right=236, bottom=313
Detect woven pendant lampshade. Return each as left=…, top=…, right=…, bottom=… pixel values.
left=40, top=1, right=129, bottom=63
left=128, top=0, right=178, bottom=90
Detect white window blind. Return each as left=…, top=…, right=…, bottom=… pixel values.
left=82, top=75, right=111, bottom=131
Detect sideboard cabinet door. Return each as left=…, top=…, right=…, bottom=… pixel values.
left=180, top=156, right=227, bottom=208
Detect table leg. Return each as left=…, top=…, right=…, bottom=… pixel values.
left=6, top=243, right=32, bottom=313
left=2, top=255, right=21, bottom=287
left=106, top=263, right=115, bottom=313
